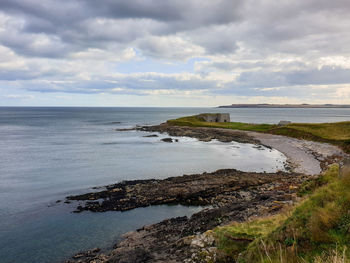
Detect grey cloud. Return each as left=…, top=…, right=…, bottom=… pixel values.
left=18, top=73, right=216, bottom=95
left=1, top=0, right=350, bottom=101
left=237, top=66, right=350, bottom=88
left=137, top=36, right=204, bottom=60
left=286, top=66, right=350, bottom=86
left=215, top=84, right=337, bottom=100
left=0, top=0, right=244, bottom=58
left=192, top=26, right=239, bottom=54
left=2, top=0, right=350, bottom=59
left=0, top=31, right=70, bottom=58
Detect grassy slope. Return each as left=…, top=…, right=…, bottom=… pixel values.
left=168, top=115, right=350, bottom=261
left=167, top=115, right=350, bottom=153
left=214, top=165, right=350, bottom=263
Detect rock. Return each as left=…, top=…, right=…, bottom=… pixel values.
left=190, top=231, right=215, bottom=248
left=116, top=127, right=136, bottom=131
left=143, top=134, right=158, bottom=137
left=161, top=138, right=173, bottom=143
left=138, top=124, right=258, bottom=144
left=66, top=169, right=306, bottom=213
left=65, top=168, right=312, bottom=263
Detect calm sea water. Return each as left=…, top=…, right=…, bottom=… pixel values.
left=0, top=107, right=349, bottom=263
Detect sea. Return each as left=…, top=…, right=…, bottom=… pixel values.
left=1, top=107, right=350, bottom=263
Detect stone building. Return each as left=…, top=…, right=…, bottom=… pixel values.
left=278, top=120, right=291, bottom=126
left=199, top=113, right=230, bottom=123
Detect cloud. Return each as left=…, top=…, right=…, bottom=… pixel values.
left=4, top=94, right=34, bottom=99
left=137, top=36, right=204, bottom=60
left=0, top=0, right=350, bottom=105
left=237, top=66, right=350, bottom=88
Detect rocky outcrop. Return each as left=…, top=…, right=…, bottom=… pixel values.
left=138, top=124, right=258, bottom=143
left=66, top=169, right=306, bottom=213
left=65, top=168, right=312, bottom=263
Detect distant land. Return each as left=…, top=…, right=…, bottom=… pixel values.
left=218, top=104, right=350, bottom=108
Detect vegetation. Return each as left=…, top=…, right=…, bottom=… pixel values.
left=167, top=115, right=276, bottom=132
left=166, top=115, right=350, bottom=261
left=167, top=115, right=350, bottom=153
left=214, top=213, right=289, bottom=260
left=213, top=164, right=350, bottom=262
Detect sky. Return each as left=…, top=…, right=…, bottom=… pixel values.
left=0, top=0, right=350, bottom=107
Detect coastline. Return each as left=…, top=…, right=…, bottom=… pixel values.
left=140, top=123, right=346, bottom=175
left=64, top=123, right=348, bottom=263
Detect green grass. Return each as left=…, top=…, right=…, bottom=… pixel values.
left=213, top=164, right=350, bottom=262
left=167, top=115, right=276, bottom=132
left=214, top=213, right=288, bottom=261
left=280, top=122, right=350, bottom=141
left=166, top=115, right=350, bottom=153
left=297, top=164, right=340, bottom=197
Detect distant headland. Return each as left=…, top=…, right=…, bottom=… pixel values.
left=218, top=103, right=350, bottom=108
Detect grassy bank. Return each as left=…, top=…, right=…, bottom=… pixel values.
left=167, top=115, right=350, bottom=153
left=213, top=164, right=350, bottom=262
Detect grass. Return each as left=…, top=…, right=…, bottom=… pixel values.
left=213, top=164, right=350, bottom=262
left=279, top=122, right=350, bottom=141
left=214, top=213, right=289, bottom=261
left=167, top=115, right=276, bottom=132
left=166, top=115, right=350, bottom=153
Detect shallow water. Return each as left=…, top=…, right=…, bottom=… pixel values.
left=0, top=107, right=349, bottom=263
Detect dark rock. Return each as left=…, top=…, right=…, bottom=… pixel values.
left=138, top=123, right=258, bottom=144
left=109, top=247, right=151, bottom=263
left=161, top=138, right=173, bottom=143
left=65, top=167, right=312, bottom=263
left=116, top=127, right=136, bottom=131
left=143, top=134, right=159, bottom=138
left=66, top=169, right=307, bottom=213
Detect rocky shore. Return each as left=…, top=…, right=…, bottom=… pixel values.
left=66, top=169, right=311, bottom=263
left=64, top=123, right=348, bottom=263
left=138, top=123, right=259, bottom=144
left=67, top=169, right=302, bottom=213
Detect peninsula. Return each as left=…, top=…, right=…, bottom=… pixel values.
left=218, top=103, right=350, bottom=108
left=64, top=114, right=350, bottom=263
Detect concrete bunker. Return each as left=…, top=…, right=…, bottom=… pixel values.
left=198, top=113, right=230, bottom=123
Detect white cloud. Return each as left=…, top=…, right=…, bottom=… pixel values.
left=1, top=0, right=350, bottom=105
left=4, top=94, right=34, bottom=99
